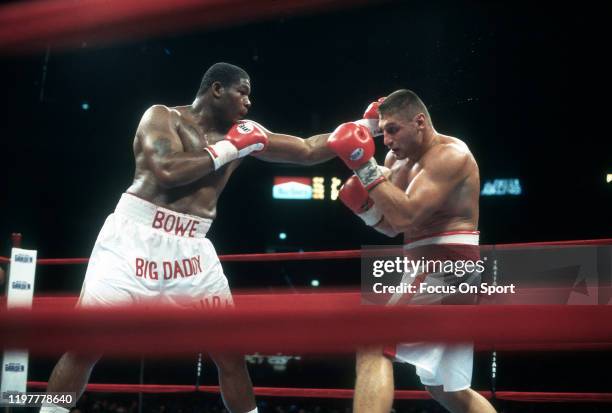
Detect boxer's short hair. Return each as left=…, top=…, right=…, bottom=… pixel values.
left=198, top=62, right=249, bottom=95
left=379, top=89, right=430, bottom=121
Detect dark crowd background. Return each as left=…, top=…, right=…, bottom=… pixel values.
left=1, top=1, right=610, bottom=412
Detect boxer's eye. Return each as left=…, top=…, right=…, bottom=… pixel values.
left=386, top=126, right=399, bottom=134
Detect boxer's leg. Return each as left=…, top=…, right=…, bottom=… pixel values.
left=41, top=251, right=134, bottom=412
left=423, top=343, right=495, bottom=413
left=46, top=352, right=100, bottom=397
left=196, top=238, right=256, bottom=413
left=39, top=352, right=101, bottom=413
left=354, top=346, right=394, bottom=413
left=426, top=386, right=496, bottom=413
left=210, top=353, right=257, bottom=413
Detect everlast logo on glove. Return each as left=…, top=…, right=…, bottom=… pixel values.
left=237, top=122, right=254, bottom=134
left=350, top=148, right=365, bottom=161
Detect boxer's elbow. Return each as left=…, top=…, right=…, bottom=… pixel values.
left=302, top=135, right=334, bottom=165
left=300, top=143, right=324, bottom=166
left=153, top=162, right=183, bottom=188
left=373, top=218, right=401, bottom=238
left=391, top=211, right=435, bottom=234
left=389, top=220, right=411, bottom=234
left=376, top=226, right=401, bottom=238
left=297, top=148, right=316, bottom=165
left=386, top=227, right=401, bottom=238
left=384, top=198, right=433, bottom=233
left=386, top=212, right=416, bottom=234
left=155, top=169, right=179, bottom=188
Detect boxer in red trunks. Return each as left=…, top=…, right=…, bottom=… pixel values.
left=328, top=89, right=496, bottom=413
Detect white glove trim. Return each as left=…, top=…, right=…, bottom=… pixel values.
left=357, top=204, right=383, bottom=226
left=205, top=140, right=238, bottom=170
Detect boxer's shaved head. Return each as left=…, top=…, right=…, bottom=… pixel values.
left=379, top=89, right=431, bottom=125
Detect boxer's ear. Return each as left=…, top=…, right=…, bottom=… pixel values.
left=211, top=81, right=224, bottom=98
left=414, top=113, right=427, bottom=129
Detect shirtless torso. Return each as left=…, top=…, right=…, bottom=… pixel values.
left=127, top=105, right=241, bottom=218
left=384, top=133, right=480, bottom=239
left=126, top=103, right=332, bottom=219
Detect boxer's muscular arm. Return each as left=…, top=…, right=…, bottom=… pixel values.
left=139, top=105, right=216, bottom=188
left=260, top=133, right=334, bottom=165
left=248, top=121, right=334, bottom=165
left=369, top=145, right=471, bottom=233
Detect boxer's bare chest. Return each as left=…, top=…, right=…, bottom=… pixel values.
left=158, top=116, right=239, bottom=217
left=175, top=117, right=237, bottom=181
left=386, top=150, right=479, bottom=236
left=388, top=158, right=421, bottom=191
left=387, top=155, right=453, bottom=235
left=176, top=120, right=211, bottom=150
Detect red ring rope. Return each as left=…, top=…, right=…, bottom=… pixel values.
left=24, top=382, right=612, bottom=403
left=6, top=293, right=612, bottom=352
left=2, top=298, right=611, bottom=356
left=2, top=238, right=611, bottom=265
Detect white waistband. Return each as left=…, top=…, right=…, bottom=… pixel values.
left=115, top=193, right=212, bottom=238
left=404, top=231, right=480, bottom=250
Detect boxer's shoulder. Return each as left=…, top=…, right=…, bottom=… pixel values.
left=425, top=140, right=474, bottom=178
left=137, top=105, right=182, bottom=132
left=142, top=104, right=175, bottom=118
left=435, top=134, right=472, bottom=157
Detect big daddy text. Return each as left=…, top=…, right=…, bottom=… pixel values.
left=135, top=256, right=202, bottom=280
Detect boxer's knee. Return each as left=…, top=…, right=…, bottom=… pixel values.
left=425, top=386, right=474, bottom=413
left=59, top=352, right=100, bottom=370
left=46, top=352, right=101, bottom=400
left=211, top=353, right=248, bottom=376
left=51, top=352, right=100, bottom=379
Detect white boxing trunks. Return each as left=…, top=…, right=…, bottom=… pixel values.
left=385, top=231, right=481, bottom=392
left=78, top=193, right=232, bottom=309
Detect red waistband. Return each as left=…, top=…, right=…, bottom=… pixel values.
left=404, top=231, right=480, bottom=249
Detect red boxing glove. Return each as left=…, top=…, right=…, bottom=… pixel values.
left=327, top=122, right=375, bottom=169
left=339, top=175, right=383, bottom=226
left=327, top=122, right=386, bottom=190
left=205, top=121, right=268, bottom=170
left=355, top=97, right=385, bottom=136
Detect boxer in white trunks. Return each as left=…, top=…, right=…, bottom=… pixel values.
left=40, top=62, right=342, bottom=413
left=327, top=89, right=496, bottom=413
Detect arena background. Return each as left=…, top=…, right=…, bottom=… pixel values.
left=1, top=0, right=610, bottom=412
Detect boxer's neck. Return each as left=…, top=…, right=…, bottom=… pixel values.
left=411, top=127, right=439, bottom=161
left=190, top=97, right=232, bottom=134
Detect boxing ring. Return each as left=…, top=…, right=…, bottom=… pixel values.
left=2, top=235, right=612, bottom=408
left=1, top=0, right=611, bottom=411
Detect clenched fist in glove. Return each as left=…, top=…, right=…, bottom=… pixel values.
left=338, top=175, right=383, bottom=226
left=205, top=121, right=268, bottom=170
left=354, top=97, right=385, bottom=136
left=327, top=122, right=386, bottom=190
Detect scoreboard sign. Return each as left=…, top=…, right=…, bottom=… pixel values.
left=273, top=176, right=341, bottom=200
